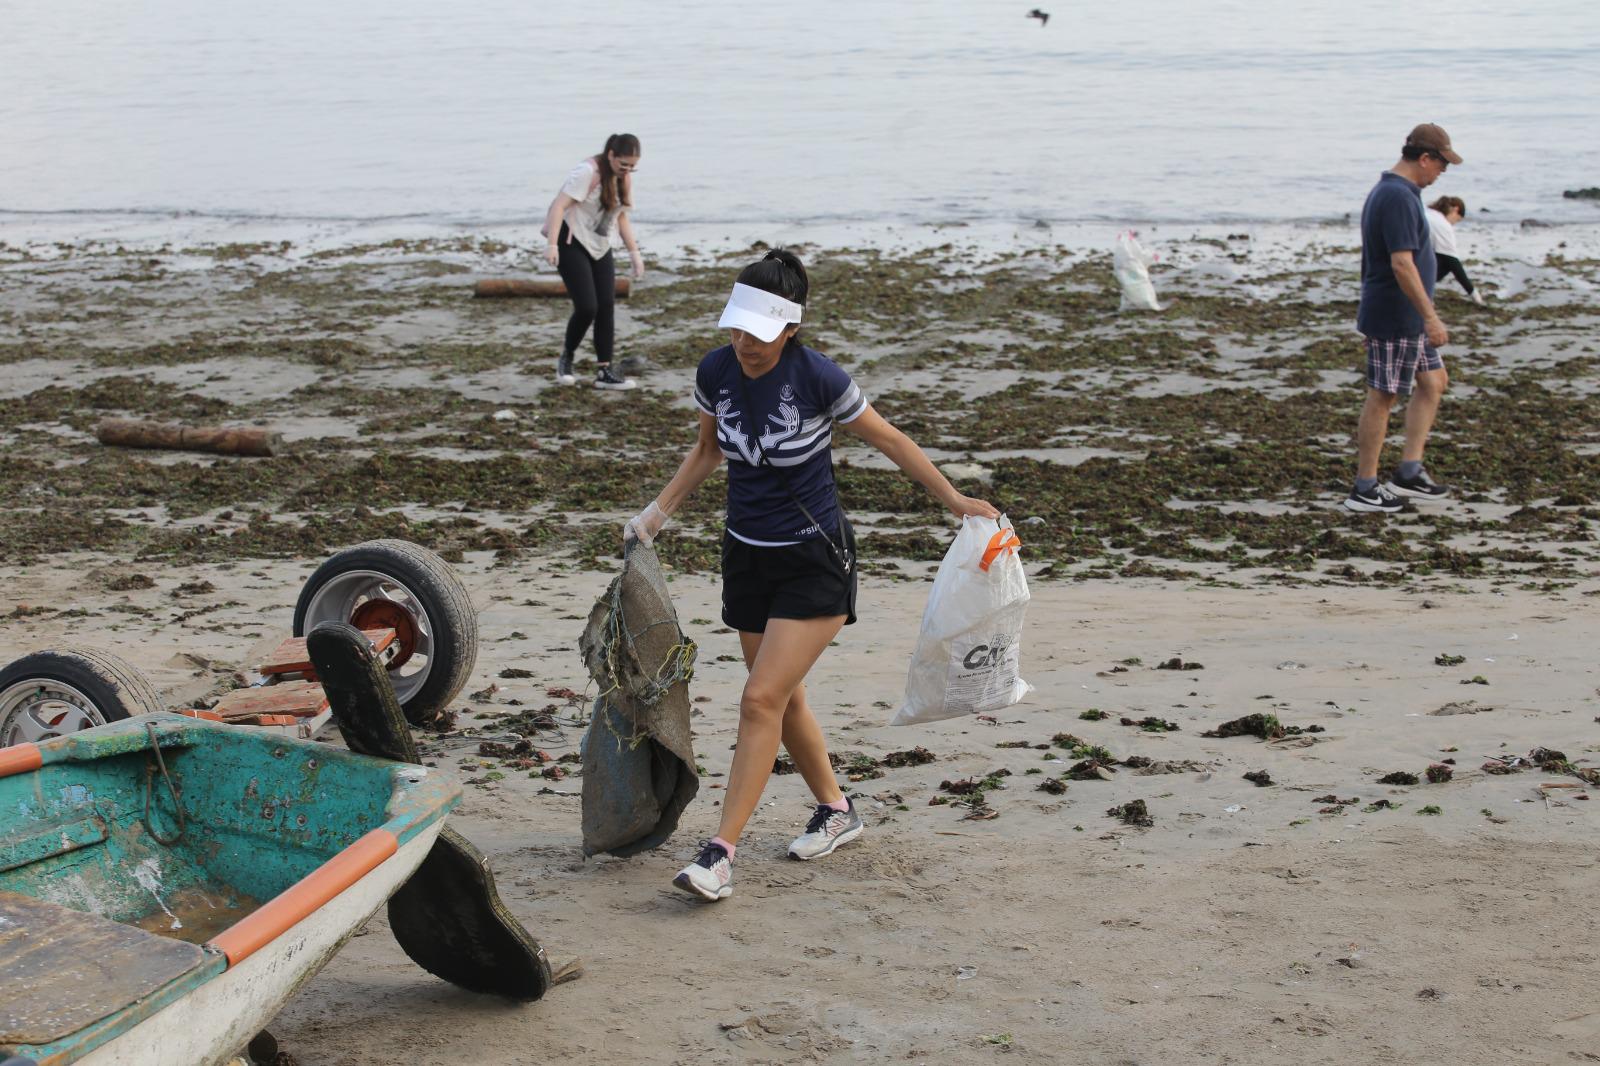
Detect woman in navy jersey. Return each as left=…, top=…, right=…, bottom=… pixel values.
left=622, top=249, right=998, bottom=901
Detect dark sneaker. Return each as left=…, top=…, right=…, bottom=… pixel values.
left=555, top=351, right=576, bottom=386
left=1386, top=470, right=1449, bottom=501
left=1342, top=483, right=1408, bottom=514
left=673, top=841, right=733, bottom=901
left=595, top=365, right=636, bottom=391
left=788, top=800, right=864, bottom=860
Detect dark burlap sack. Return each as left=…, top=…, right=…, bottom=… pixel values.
left=577, top=543, right=699, bottom=857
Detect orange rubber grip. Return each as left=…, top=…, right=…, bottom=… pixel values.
left=0, top=743, right=43, bottom=778
left=980, top=529, right=1022, bottom=572
left=207, top=828, right=398, bottom=966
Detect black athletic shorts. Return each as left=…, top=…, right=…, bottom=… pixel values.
left=721, top=528, right=857, bottom=634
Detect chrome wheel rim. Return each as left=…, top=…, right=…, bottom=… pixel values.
left=302, top=569, right=435, bottom=703
left=0, top=678, right=107, bottom=746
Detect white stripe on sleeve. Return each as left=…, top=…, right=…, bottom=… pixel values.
left=830, top=383, right=867, bottom=423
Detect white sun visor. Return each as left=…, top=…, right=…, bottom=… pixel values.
left=717, top=282, right=804, bottom=343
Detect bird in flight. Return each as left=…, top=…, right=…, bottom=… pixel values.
left=1027, top=8, right=1049, bottom=26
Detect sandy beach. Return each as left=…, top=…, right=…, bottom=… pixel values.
left=3, top=227, right=1598, bottom=1064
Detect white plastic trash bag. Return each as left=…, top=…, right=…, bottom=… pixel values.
left=1113, top=230, right=1163, bottom=311
left=892, top=516, right=1032, bottom=726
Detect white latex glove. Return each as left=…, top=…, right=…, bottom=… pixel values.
left=623, top=501, right=669, bottom=546
left=1471, top=289, right=1485, bottom=306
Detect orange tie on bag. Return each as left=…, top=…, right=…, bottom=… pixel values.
left=979, top=528, right=1022, bottom=572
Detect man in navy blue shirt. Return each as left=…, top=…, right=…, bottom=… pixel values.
left=1343, top=123, right=1461, bottom=514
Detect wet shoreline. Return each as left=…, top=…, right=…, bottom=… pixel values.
left=2, top=228, right=1597, bottom=594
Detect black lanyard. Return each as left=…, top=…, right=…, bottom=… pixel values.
left=735, top=372, right=853, bottom=575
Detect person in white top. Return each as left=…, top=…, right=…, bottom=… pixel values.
left=1426, top=195, right=1484, bottom=305
left=541, top=133, right=645, bottom=390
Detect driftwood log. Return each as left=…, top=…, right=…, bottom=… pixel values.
left=96, top=419, right=282, bottom=457
left=473, top=277, right=631, bottom=299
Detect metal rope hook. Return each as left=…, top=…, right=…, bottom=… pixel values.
left=143, top=721, right=186, bottom=846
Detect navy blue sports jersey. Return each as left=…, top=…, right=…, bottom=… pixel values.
left=693, top=343, right=868, bottom=545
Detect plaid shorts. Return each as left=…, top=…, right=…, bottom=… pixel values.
left=1364, top=334, right=1444, bottom=395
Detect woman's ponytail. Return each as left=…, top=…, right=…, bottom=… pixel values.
left=754, top=249, right=809, bottom=306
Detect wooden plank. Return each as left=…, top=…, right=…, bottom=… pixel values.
left=259, top=628, right=396, bottom=679
left=212, top=681, right=329, bottom=720
left=0, top=889, right=209, bottom=1046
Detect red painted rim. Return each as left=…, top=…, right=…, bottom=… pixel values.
left=351, top=600, right=419, bottom=671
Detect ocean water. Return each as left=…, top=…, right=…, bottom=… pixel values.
left=3, top=0, right=1598, bottom=245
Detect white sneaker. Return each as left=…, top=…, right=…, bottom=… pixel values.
left=788, top=800, right=864, bottom=860
left=673, top=841, right=733, bottom=901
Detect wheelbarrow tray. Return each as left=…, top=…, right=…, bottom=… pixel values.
left=0, top=714, right=459, bottom=1066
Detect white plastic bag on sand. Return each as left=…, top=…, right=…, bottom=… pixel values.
left=1113, top=230, right=1163, bottom=311
left=892, top=515, right=1032, bottom=726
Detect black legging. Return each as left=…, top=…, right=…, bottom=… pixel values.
left=556, top=224, right=614, bottom=363
left=1436, top=252, right=1475, bottom=295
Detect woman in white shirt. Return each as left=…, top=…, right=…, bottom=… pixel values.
left=542, top=134, right=645, bottom=389
left=1426, top=195, right=1483, bottom=305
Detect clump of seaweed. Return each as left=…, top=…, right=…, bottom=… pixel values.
left=1066, top=759, right=1116, bottom=781
left=1205, top=714, right=1284, bottom=740
left=1204, top=714, right=1326, bottom=740
left=1121, top=716, right=1180, bottom=732
left=883, top=747, right=938, bottom=767
left=1107, top=800, right=1153, bottom=827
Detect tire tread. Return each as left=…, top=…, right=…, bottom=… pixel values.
left=0, top=645, right=165, bottom=731
left=292, top=539, right=478, bottom=724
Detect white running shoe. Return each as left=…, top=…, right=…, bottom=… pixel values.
left=673, top=841, right=733, bottom=901
left=788, top=800, right=864, bottom=860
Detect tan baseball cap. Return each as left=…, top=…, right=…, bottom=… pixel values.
left=1406, top=123, right=1463, bottom=165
